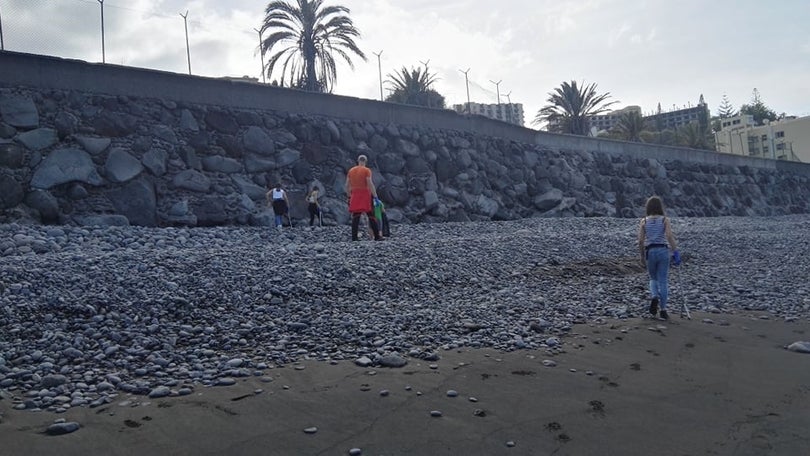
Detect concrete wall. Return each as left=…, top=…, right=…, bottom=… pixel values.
left=4, top=50, right=805, bottom=174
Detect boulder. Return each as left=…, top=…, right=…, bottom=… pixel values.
left=16, top=128, right=58, bottom=151
left=142, top=149, right=168, bottom=176
left=244, top=154, right=276, bottom=173
left=0, top=142, right=25, bottom=168
left=54, top=111, right=79, bottom=138
left=74, top=214, right=130, bottom=226
left=93, top=111, right=138, bottom=137
left=30, top=148, right=103, bottom=189
left=533, top=188, right=564, bottom=212
left=178, top=146, right=202, bottom=170
left=378, top=153, right=405, bottom=174
left=291, top=160, right=312, bottom=183
left=202, top=155, right=242, bottom=173
left=242, top=126, right=274, bottom=156
left=192, top=196, right=227, bottom=226
left=423, top=190, right=440, bottom=211
left=0, top=122, right=16, bottom=139
left=474, top=194, right=499, bottom=217
left=75, top=136, right=111, bottom=156
left=395, top=138, right=420, bottom=157
left=0, top=96, right=38, bottom=129
left=179, top=109, right=199, bottom=131
left=0, top=175, right=24, bottom=209
left=24, top=189, right=60, bottom=223
left=173, top=169, right=211, bottom=192
left=301, top=142, right=330, bottom=165
left=276, top=148, right=301, bottom=167
left=205, top=110, right=239, bottom=134
left=152, top=125, right=178, bottom=144
left=108, top=179, right=156, bottom=226
left=105, top=148, right=143, bottom=183
left=232, top=175, right=267, bottom=201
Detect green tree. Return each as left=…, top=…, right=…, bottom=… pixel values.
left=677, top=122, right=714, bottom=150
left=612, top=110, right=649, bottom=142
left=716, top=94, right=736, bottom=118
left=533, top=80, right=617, bottom=135
left=259, top=0, right=366, bottom=92
left=739, top=88, right=777, bottom=126
left=384, top=66, right=446, bottom=108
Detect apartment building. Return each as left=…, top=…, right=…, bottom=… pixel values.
left=453, top=102, right=525, bottom=127
left=645, top=97, right=710, bottom=132
left=715, top=114, right=809, bottom=162
left=588, top=105, right=642, bottom=133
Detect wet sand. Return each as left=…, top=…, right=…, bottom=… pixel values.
left=2, top=312, right=809, bottom=456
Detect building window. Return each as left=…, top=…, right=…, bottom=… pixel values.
left=776, top=131, right=785, bottom=138
left=763, top=145, right=769, bottom=154
left=776, top=143, right=785, bottom=150
left=732, top=119, right=740, bottom=125
left=761, top=134, right=767, bottom=141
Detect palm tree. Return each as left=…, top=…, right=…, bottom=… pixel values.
left=613, top=110, right=649, bottom=142
left=385, top=66, right=446, bottom=108
left=533, top=80, right=617, bottom=135
left=259, top=0, right=366, bottom=92
left=677, top=122, right=713, bottom=149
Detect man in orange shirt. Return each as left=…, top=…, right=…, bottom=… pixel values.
left=345, top=154, right=383, bottom=241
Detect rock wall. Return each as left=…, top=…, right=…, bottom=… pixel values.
left=2, top=61, right=810, bottom=227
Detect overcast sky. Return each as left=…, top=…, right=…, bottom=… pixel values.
left=2, top=0, right=809, bottom=126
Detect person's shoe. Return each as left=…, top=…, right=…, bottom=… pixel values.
left=659, top=309, right=669, bottom=320
left=351, top=237, right=359, bottom=241
left=649, top=297, right=659, bottom=316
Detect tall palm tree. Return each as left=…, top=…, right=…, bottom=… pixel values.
left=613, top=110, right=649, bottom=142
left=385, top=66, right=446, bottom=108
left=677, top=122, right=713, bottom=149
left=533, top=80, right=617, bottom=135
left=259, top=0, right=366, bottom=92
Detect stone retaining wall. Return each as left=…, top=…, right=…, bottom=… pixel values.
left=1, top=51, right=809, bottom=227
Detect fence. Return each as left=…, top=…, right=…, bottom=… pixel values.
left=0, top=0, right=265, bottom=80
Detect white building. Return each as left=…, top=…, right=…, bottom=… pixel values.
left=588, top=105, right=642, bottom=133
left=715, top=114, right=808, bottom=162
left=453, top=102, right=525, bottom=127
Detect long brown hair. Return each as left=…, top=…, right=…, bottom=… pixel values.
left=645, top=196, right=665, bottom=216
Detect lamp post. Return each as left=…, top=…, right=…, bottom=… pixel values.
left=180, top=10, right=191, bottom=75
left=254, top=28, right=265, bottom=83
left=97, top=0, right=105, bottom=63
left=0, top=5, right=5, bottom=51
left=459, top=68, right=471, bottom=113
left=489, top=79, right=501, bottom=105
left=373, top=50, right=383, bottom=101
left=501, top=91, right=512, bottom=124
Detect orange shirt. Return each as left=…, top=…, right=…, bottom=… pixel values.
left=347, top=165, right=371, bottom=190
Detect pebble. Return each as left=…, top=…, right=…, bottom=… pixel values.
left=349, top=449, right=362, bottom=455
left=506, top=441, right=516, bottom=447
left=446, top=390, right=458, bottom=397
left=148, top=386, right=170, bottom=398
left=430, top=410, right=443, bottom=417
left=303, top=427, right=318, bottom=434
left=787, top=341, right=810, bottom=353
left=1, top=217, right=808, bottom=414
left=46, top=422, right=80, bottom=435
left=542, top=360, right=557, bottom=368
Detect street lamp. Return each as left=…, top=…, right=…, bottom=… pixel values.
left=254, top=28, right=265, bottom=83
left=97, top=0, right=105, bottom=63
left=180, top=10, right=191, bottom=75
left=373, top=50, right=383, bottom=101
left=459, top=68, right=471, bottom=113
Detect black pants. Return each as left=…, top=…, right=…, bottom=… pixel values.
left=351, top=212, right=380, bottom=241
left=308, top=203, right=319, bottom=226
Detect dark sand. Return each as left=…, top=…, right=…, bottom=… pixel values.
left=2, top=312, right=809, bottom=456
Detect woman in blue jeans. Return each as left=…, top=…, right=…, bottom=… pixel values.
left=638, top=196, right=679, bottom=319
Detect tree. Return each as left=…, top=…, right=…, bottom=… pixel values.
left=612, top=110, right=649, bottom=142
left=533, top=80, right=617, bottom=135
left=259, top=0, right=366, bottom=92
left=677, top=122, right=714, bottom=150
left=716, top=94, right=736, bottom=118
left=739, top=88, right=777, bottom=126
left=384, top=66, right=446, bottom=108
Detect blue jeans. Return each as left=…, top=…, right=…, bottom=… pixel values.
left=646, top=247, right=670, bottom=309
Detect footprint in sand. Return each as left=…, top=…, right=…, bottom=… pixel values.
left=545, top=422, right=562, bottom=431
left=124, top=419, right=141, bottom=428
left=630, top=363, right=641, bottom=371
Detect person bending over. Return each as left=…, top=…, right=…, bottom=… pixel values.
left=345, top=155, right=382, bottom=241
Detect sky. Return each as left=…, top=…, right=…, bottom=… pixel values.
left=2, top=0, right=810, bottom=127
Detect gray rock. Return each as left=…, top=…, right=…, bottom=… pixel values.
left=24, top=190, right=60, bottom=223
left=105, top=148, right=143, bottom=183
left=152, top=125, right=178, bottom=144
left=243, top=126, right=275, bottom=156
left=16, top=128, right=58, bottom=151
left=148, top=386, right=171, bottom=398
left=46, top=422, right=80, bottom=435
left=173, top=169, right=211, bottom=192
left=40, top=375, right=68, bottom=388
left=0, top=142, right=26, bottom=168
left=168, top=200, right=190, bottom=217
left=74, top=215, right=130, bottom=226
left=354, top=356, right=373, bottom=368
left=244, top=154, right=277, bottom=173
left=0, top=96, right=39, bottom=128
left=232, top=175, right=266, bottom=201
left=216, top=377, right=236, bottom=386
left=0, top=122, right=16, bottom=139
left=202, top=155, right=242, bottom=174
left=93, top=111, right=138, bottom=137
left=534, top=188, right=564, bottom=212
left=0, top=175, right=24, bottom=209
left=108, top=179, right=157, bottom=226
left=30, top=148, right=103, bottom=189
left=179, top=109, right=199, bottom=131
left=276, top=148, right=301, bottom=167
left=423, top=191, right=440, bottom=211
left=142, top=149, right=168, bottom=176
left=378, top=354, right=407, bottom=368
left=54, top=111, right=79, bottom=138
left=75, top=136, right=111, bottom=156
left=787, top=341, right=810, bottom=354
left=205, top=110, right=239, bottom=134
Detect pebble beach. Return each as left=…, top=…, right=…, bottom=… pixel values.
left=2, top=215, right=810, bottom=455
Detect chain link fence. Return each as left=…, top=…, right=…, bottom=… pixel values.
left=0, top=0, right=265, bottom=81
